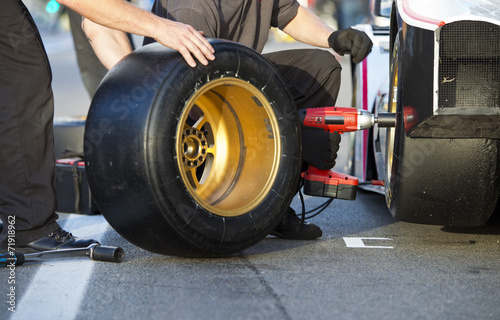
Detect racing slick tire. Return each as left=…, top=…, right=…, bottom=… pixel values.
left=84, top=40, right=302, bottom=256
left=385, top=34, right=500, bottom=227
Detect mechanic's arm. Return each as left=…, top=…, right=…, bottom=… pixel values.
left=282, top=6, right=372, bottom=63
left=282, top=6, right=333, bottom=48
left=57, top=0, right=214, bottom=67
left=82, top=19, right=131, bottom=69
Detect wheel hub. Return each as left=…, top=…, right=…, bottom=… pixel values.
left=182, top=128, right=208, bottom=168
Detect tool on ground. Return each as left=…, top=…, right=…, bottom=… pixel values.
left=300, top=107, right=396, bottom=200
left=0, top=244, right=124, bottom=267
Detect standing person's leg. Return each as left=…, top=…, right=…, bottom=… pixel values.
left=0, top=0, right=97, bottom=252
left=67, top=8, right=108, bottom=97
left=0, top=0, right=60, bottom=248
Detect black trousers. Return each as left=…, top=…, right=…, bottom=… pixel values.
left=263, top=48, right=342, bottom=109
left=265, top=49, right=343, bottom=171
left=0, top=0, right=60, bottom=248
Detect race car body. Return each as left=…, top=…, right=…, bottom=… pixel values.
left=351, top=0, right=500, bottom=226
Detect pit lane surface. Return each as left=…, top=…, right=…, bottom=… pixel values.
left=1, top=29, right=499, bottom=320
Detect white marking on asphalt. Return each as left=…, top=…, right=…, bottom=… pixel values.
left=11, top=214, right=109, bottom=319
left=343, top=237, right=394, bottom=249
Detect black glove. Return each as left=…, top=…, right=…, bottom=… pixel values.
left=328, top=28, right=373, bottom=64
left=302, top=127, right=341, bottom=170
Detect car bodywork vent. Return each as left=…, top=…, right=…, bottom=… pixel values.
left=371, top=25, right=390, bottom=36
left=438, top=21, right=500, bottom=110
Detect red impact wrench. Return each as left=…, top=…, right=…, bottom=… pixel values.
left=299, top=107, right=396, bottom=199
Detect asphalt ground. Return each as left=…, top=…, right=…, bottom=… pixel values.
left=1, top=26, right=499, bottom=320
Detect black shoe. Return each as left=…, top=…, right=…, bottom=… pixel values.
left=270, top=208, right=322, bottom=240
left=18, top=228, right=99, bottom=253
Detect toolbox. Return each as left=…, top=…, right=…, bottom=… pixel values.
left=55, top=158, right=100, bottom=215
left=53, top=116, right=86, bottom=159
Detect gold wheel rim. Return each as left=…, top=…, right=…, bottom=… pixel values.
left=176, top=78, right=281, bottom=217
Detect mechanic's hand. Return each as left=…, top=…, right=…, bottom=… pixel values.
left=302, top=128, right=341, bottom=170
left=328, top=28, right=373, bottom=64
left=155, top=19, right=215, bottom=68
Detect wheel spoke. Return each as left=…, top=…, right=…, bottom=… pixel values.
left=206, top=145, right=216, bottom=156
left=193, top=117, right=208, bottom=131
left=185, top=166, right=201, bottom=190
